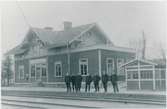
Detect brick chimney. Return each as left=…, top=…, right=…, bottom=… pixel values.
left=64, top=21, right=72, bottom=30
left=44, top=27, right=53, bottom=31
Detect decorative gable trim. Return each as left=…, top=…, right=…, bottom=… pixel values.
left=69, top=23, right=96, bottom=44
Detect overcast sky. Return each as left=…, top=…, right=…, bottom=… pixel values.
left=1, top=1, right=166, bottom=59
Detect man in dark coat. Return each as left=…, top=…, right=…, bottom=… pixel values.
left=75, top=74, right=82, bottom=92
left=111, top=73, right=119, bottom=93
left=85, top=74, right=92, bottom=92
left=102, top=71, right=109, bottom=92
left=65, top=72, right=71, bottom=92
left=70, top=74, right=76, bottom=92
left=93, top=74, right=101, bottom=92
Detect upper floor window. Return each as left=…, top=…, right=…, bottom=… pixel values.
left=19, top=65, right=24, bottom=80
left=54, top=61, right=62, bottom=77
left=79, top=58, right=88, bottom=76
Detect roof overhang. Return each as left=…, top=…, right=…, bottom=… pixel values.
left=120, top=58, right=158, bottom=67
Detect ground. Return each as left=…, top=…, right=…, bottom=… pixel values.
left=2, top=96, right=165, bottom=109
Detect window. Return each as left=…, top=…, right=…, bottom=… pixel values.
left=127, top=71, right=138, bottom=79
left=30, top=64, right=35, bottom=78
left=132, top=72, right=138, bottom=79
left=19, top=65, right=24, bottom=80
left=117, top=58, right=124, bottom=75
left=107, top=58, right=114, bottom=75
left=54, top=62, right=62, bottom=77
left=41, top=64, right=46, bottom=77
left=30, top=63, right=47, bottom=79
left=140, top=70, right=153, bottom=79
left=79, top=58, right=88, bottom=75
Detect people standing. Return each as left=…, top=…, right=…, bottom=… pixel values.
left=71, top=74, right=76, bottom=92
left=102, top=71, right=109, bottom=92
left=111, top=73, right=119, bottom=93
left=85, top=74, right=92, bottom=92
left=93, top=74, right=101, bottom=92
left=65, top=72, right=71, bottom=92
left=76, top=74, right=82, bottom=92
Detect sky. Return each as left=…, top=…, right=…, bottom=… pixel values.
left=1, top=1, right=166, bottom=59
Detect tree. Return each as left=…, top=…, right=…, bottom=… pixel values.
left=1, top=56, right=13, bottom=86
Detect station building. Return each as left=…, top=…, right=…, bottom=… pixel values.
left=7, top=22, right=135, bottom=86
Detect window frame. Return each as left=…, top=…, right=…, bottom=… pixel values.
left=19, top=65, right=24, bottom=80
left=30, top=64, right=36, bottom=78
left=54, top=61, right=62, bottom=77
left=117, top=58, right=124, bottom=75
left=79, top=58, right=88, bottom=76
left=41, top=64, right=47, bottom=77
left=106, top=58, right=114, bottom=75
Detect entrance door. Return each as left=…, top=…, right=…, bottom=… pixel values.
left=36, top=64, right=41, bottom=81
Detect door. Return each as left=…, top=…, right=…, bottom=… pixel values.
left=36, top=64, right=41, bottom=81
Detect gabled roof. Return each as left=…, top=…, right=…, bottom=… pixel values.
left=121, top=58, right=158, bottom=67
left=32, top=23, right=97, bottom=46
left=5, top=22, right=113, bottom=55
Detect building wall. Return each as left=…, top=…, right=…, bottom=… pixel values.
left=70, top=50, right=99, bottom=76
left=48, top=54, right=68, bottom=82
left=101, top=49, right=135, bottom=80
left=127, top=81, right=139, bottom=90
left=140, top=81, right=153, bottom=90
left=47, top=50, right=99, bottom=82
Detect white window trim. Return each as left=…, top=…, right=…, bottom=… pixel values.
left=29, top=58, right=47, bottom=81
left=41, top=64, right=47, bottom=78
left=106, top=58, right=114, bottom=75
left=117, top=58, right=124, bottom=75
left=54, top=61, right=62, bottom=77
left=79, top=58, right=88, bottom=76
left=19, top=65, right=24, bottom=80
left=30, top=64, right=36, bottom=79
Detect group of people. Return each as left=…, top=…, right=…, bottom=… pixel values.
left=65, top=71, right=119, bottom=93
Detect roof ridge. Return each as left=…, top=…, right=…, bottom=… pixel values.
left=31, top=22, right=96, bottom=33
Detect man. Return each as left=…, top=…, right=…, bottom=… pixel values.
left=111, top=73, right=119, bottom=93
left=76, top=74, right=82, bottom=92
left=93, top=74, right=100, bottom=92
left=102, top=71, right=109, bottom=92
left=65, top=72, right=71, bottom=92
left=85, top=74, right=92, bottom=92
left=70, top=74, right=76, bottom=92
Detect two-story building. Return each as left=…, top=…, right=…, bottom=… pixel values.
left=7, top=22, right=135, bottom=86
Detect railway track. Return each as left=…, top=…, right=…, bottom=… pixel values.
left=2, top=99, right=99, bottom=109
left=2, top=90, right=166, bottom=105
